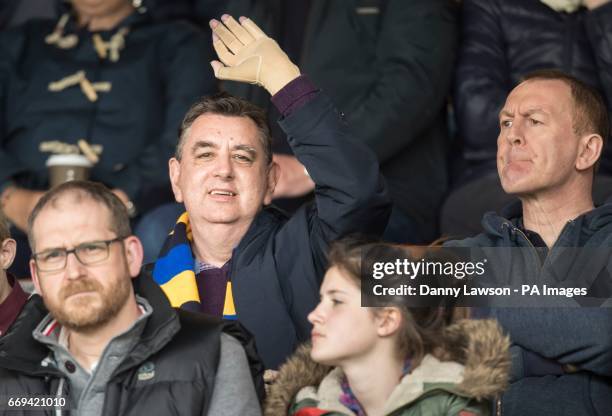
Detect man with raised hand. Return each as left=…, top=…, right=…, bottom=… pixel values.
left=152, top=15, right=390, bottom=369
left=0, top=181, right=260, bottom=415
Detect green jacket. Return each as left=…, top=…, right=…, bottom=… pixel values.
left=265, top=320, right=510, bottom=416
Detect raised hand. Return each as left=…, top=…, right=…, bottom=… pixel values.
left=209, top=15, right=300, bottom=95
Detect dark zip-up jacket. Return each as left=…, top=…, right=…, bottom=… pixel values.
left=154, top=90, right=391, bottom=370
left=446, top=202, right=612, bottom=415
left=454, top=0, right=612, bottom=182
left=0, top=272, right=257, bottom=415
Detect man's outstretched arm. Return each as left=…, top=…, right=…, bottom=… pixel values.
left=208, top=16, right=390, bottom=342
left=208, top=15, right=390, bottom=241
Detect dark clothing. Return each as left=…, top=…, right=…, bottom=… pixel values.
left=454, top=0, right=612, bottom=183
left=439, top=173, right=612, bottom=237
left=0, top=271, right=262, bottom=415
left=0, top=7, right=215, bottom=209
left=144, top=0, right=227, bottom=27
left=224, top=0, right=457, bottom=242
left=196, top=261, right=231, bottom=317
left=0, top=0, right=57, bottom=29
left=0, top=273, right=27, bottom=337
left=154, top=80, right=391, bottom=369
left=445, top=202, right=612, bottom=415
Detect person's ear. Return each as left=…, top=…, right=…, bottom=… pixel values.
left=169, top=158, right=185, bottom=203
left=122, top=236, right=144, bottom=278
left=376, top=307, right=402, bottom=337
left=0, top=238, right=16, bottom=270
left=576, top=133, right=603, bottom=171
left=30, top=258, right=42, bottom=295
left=263, top=161, right=280, bottom=205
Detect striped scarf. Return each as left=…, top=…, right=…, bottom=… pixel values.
left=152, top=212, right=237, bottom=319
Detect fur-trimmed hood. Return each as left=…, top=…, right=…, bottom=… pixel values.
left=265, top=319, right=510, bottom=415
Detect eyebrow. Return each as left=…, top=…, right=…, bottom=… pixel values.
left=36, top=239, right=106, bottom=253
left=522, top=108, right=548, bottom=117
left=191, top=140, right=216, bottom=154
left=499, top=108, right=548, bottom=119
left=322, top=289, right=348, bottom=296
left=190, top=141, right=257, bottom=159
left=233, top=144, right=257, bottom=159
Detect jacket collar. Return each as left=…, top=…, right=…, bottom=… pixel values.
left=266, top=319, right=510, bottom=415
left=0, top=271, right=179, bottom=377
left=233, top=205, right=288, bottom=258
left=480, top=200, right=612, bottom=245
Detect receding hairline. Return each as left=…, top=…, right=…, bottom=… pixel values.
left=509, top=78, right=580, bottom=121
left=517, top=76, right=601, bottom=134
left=29, top=189, right=117, bottom=249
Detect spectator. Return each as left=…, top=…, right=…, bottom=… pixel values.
left=265, top=239, right=510, bottom=416
left=0, top=0, right=216, bottom=276
left=0, top=181, right=261, bottom=415
left=219, top=0, right=457, bottom=243
left=443, top=0, right=612, bottom=236
left=151, top=16, right=390, bottom=369
left=442, top=71, right=612, bottom=415
left=0, top=211, right=27, bottom=337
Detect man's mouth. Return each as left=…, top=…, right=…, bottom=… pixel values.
left=209, top=190, right=237, bottom=196
left=65, top=290, right=96, bottom=299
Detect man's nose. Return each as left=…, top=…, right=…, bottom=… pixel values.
left=65, top=251, right=86, bottom=280
left=213, top=152, right=234, bottom=179
left=506, top=122, right=525, bottom=146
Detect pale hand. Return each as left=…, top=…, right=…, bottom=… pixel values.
left=272, top=154, right=315, bottom=199
left=209, top=15, right=300, bottom=95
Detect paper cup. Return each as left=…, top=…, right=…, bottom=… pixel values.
left=46, top=154, right=93, bottom=187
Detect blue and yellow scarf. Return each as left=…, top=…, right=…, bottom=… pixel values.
left=152, top=212, right=236, bottom=319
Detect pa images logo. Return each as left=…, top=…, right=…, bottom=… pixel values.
left=137, top=361, right=155, bottom=381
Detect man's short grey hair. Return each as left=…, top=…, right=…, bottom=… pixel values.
left=176, top=92, right=273, bottom=164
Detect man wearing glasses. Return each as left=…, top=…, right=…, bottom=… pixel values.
left=0, top=181, right=261, bottom=415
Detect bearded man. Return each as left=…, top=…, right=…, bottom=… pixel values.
left=0, top=180, right=261, bottom=416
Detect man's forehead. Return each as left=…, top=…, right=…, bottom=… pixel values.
left=188, top=114, right=261, bottom=147
left=33, top=197, right=113, bottom=243
left=503, top=79, right=572, bottom=114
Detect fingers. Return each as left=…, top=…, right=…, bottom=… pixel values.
left=212, top=33, right=238, bottom=66
left=241, top=18, right=267, bottom=39
left=221, top=14, right=254, bottom=45
left=210, top=60, right=224, bottom=78
left=210, top=19, right=243, bottom=55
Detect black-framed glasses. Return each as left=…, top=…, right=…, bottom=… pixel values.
left=32, top=237, right=127, bottom=272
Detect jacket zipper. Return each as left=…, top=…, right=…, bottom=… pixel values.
left=496, top=395, right=502, bottom=416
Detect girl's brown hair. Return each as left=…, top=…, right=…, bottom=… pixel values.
left=327, top=237, right=468, bottom=368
